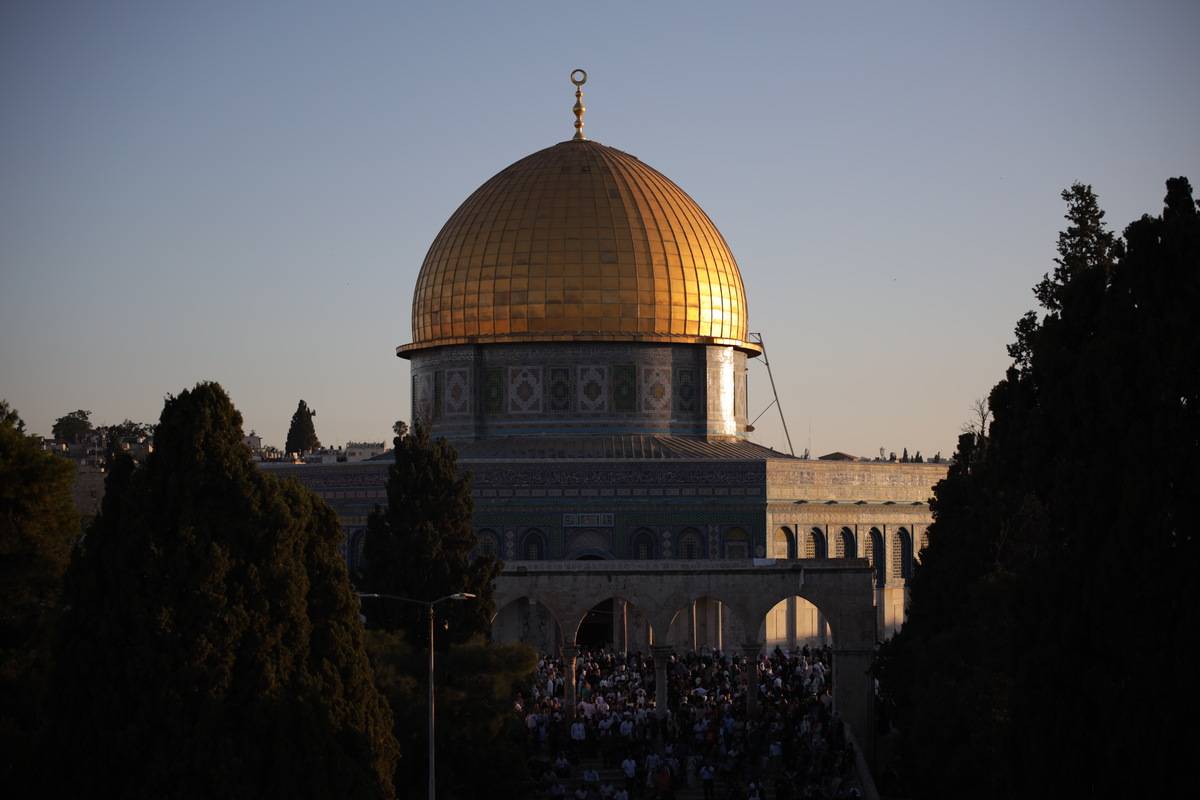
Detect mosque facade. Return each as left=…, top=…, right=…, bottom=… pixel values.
left=274, top=73, right=947, bottom=656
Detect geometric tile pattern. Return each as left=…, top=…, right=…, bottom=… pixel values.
left=548, top=367, right=571, bottom=412
left=445, top=368, right=470, bottom=415
left=433, top=371, right=444, bottom=420
left=507, top=366, right=543, bottom=414
left=413, top=372, right=435, bottom=423
left=577, top=365, right=608, bottom=412
left=613, top=364, right=636, bottom=412
left=484, top=368, right=504, bottom=413
left=674, top=368, right=697, bottom=412
left=640, top=366, right=671, bottom=412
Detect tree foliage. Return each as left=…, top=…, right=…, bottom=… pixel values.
left=875, top=179, right=1200, bottom=796
left=358, top=422, right=534, bottom=796
left=104, top=418, right=153, bottom=440
left=51, top=409, right=92, bottom=443
left=285, top=399, right=321, bottom=454
left=45, top=382, right=398, bottom=799
left=366, top=630, right=536, bottom=799
left=0, top=401, right=77, bottom=785
left=359, top=421, right=500, bottom=646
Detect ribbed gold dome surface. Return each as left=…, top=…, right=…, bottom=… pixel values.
left=400, top=139, right=755, bottom=355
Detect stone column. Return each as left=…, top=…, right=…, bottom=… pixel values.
left=562, top=644, right=579, bottom=712
left=652, top=645, right=673, bottom=719
left=833, top=647, right=875, bottom=767
left=614, top=599, right=628, bottom=654
left=740, top=641, right=761, bottom=719
left=716, top=601, right=724, bottom=652
left=786, top=596, right=797, bottom=650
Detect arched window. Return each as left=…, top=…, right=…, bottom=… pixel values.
left=836, top=527, right=855, bottom=558
left=866, top=527, right=885, bottom=587
left=805, top=527, right=827, bottom=559
left=631, top=528, right=655, bottom=560
left=678, top=528, right=703, bottom=560
left=522, top=529, right=546, bottom=560
left=724, top=527, right=749, bottom=559
left=476, top=528, right=499, bottom=559
left=772, top=526, right=796, bottom=559
left=892, top=527, right=914, bottom=579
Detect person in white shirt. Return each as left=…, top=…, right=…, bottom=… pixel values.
left=619, top=714, right=634, bottom=739
left=570, top=716, right=587, bottom=757
left=621, top=754, right=638, bottom=794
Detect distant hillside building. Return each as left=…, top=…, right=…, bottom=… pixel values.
left=344, top=442, right=387, bottom=462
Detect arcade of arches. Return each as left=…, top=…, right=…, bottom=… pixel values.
left=492, top=520, right=929, bottom=653
left=491, top=558, right=880, bottom=761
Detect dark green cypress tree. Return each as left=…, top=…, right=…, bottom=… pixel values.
left=45, top=382, right=398, bottom=799
left=360, top=421, right=499, bottom=647
left=285, top=399, right=321, bottom=455
left=875, top=180, right=1200, bottom=796
left=0, top=401, right=78, bottom=787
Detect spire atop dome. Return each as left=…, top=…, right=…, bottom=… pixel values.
left=570, top=68, right=587, bottom=140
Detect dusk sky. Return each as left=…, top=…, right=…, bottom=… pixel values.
left=2, top=0, right=1197, bottom=457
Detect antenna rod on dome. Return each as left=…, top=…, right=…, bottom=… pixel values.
left=570, top=69, right=587, bottom=140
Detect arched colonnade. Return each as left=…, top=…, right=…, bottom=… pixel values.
left=493, top=559, right=878, bottom=760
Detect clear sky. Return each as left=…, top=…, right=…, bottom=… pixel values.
left=2, top=0, right=1197, bottom=457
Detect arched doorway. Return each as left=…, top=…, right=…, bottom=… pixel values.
left=836, top=527, right=855, bottom=558
left=667, top=595, right=737, bottom=652
left=761, top=594, right=832, bottom=650
left=866, top=527, right=885, bottom=587
left=630, top=528, right=656, bottom=559
left=803, top=526, right=827, bottom=559
left=677, top=528, right=704, bottom=559
left=772, top=526, right=797, bottom=559
left=520, top=528, right=547, bottom=560
left=892, top=527, right=914, bottom=579
left=575, top=594, right=653, bottom=653
left=492, top=596, right=562, bottom=654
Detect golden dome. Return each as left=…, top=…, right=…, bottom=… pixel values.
left=400, top=139, right=756, bottom=355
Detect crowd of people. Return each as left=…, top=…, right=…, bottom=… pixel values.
left=513, top=644, right=863, bottom=799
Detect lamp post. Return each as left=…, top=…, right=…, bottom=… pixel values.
left=357, top=591, right=476, bottom=800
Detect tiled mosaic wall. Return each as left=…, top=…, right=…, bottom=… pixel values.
left=408, top=342, right=749, bottom=440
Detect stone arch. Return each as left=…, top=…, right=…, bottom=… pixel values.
left=571, top=593, right=656, bottom=652
left=666, top=593, right=746, bottom=652
left=520, top=528, right=547, bottom=560
left=630, top=528, right=656, bottom=559
left=836, top=527, right=856, bottom=558
left=677, top=527, right=704, bottom=560
left=761, top=593, right=833, bottom=650
left=491, top=594, right=564, bottom=654
left=865, top=527, right=885, bottom=587
left=724, top=526, right=750, bottom=559
left=772, top=526, right=797, bottom=559
left=892, top=527, right=914, bottom=579
left=803, top=526, right=827, bottom=559
left=564, top=528, right=612, bottom=560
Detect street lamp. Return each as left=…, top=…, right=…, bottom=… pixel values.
left=357, top=591, right=477, bottom=800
